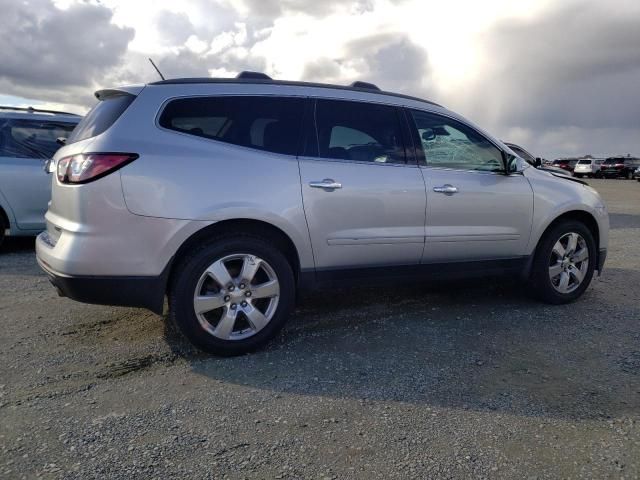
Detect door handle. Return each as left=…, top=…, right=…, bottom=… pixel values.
left=309, top=179, right=342, bottom=190
left=433, top=184, right=458, bottom=195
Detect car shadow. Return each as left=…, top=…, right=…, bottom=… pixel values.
left=163, top=268, right=640, bottom=421
left=1, top=236, right=35, bottom=253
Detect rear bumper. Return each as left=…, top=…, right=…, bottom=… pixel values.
left=37, top=255, right=167, bottom=314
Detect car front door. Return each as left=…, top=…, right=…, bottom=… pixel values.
left=298, top=99, right=426, bottom=269
left=406, top=108, right=534, bottom=263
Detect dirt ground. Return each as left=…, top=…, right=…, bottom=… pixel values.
left=1, top=178, right=639, bottom=479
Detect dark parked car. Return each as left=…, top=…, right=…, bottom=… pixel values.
left=552, top=158, right=579, bottom=174
left=599, top=157, right=640, bottom=179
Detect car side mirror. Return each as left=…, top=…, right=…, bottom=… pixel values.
left=421, top=128, right=436, bottom=141
left=56, top=137, right=67, bottom=146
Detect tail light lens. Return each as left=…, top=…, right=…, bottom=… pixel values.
left=56, top=153, right=138, bottom=184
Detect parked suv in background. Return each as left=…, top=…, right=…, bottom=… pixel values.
left=599, top=156, right=640, bottom=179
left=0, top=106, right=80, bottom=247
left=573, top=158, right=604, bottom=178
left=36, top=73, right=609, bottom=355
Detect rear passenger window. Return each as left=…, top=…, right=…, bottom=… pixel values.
left=159, top=96, right=305, bottom=156
left=306, top=99, right=406, bottom=164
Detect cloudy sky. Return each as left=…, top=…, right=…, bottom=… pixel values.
left=0, top=0, right=638, bottom=158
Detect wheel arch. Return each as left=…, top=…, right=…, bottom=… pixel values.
left=166, top=218, right=303, bottom=294
left=523, top=209, right=601, bottom=280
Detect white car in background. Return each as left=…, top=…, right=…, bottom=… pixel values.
left=573, top=158, right=604, bottom=178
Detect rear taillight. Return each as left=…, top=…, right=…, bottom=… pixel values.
left=56, top=153, right=138, bottom=184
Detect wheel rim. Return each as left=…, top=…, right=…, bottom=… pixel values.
left=548, top=232, right=589, bottom=294
left=193, top=254, right=280, bottom=341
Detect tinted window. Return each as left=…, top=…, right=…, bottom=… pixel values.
left=410, top=110, right=503, bottom=171
left=306, top=99, right=406, bottom=164
left=0, top=119, right=76, bottom=159
left=159, top=96, right=305, bottom=156
left=578, top=160, right=591, bottom=164
left=68, top=94, right=134, bottom=144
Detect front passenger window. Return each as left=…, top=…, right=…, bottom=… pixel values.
left=410, top=110, right=503, bottom=172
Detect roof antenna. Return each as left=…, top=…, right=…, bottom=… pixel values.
left=148, top=58, right=165, bottom=81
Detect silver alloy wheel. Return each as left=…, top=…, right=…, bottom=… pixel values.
left=548, top=232, right=589, bottom=294
left=193, top=254, right=280, bottom=341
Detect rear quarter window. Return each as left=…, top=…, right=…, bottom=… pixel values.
left=158, top=95, right=305, bottom=156
left=0, top=119, right=76, bottom=159
left=67, top=93, right=134, bottom=144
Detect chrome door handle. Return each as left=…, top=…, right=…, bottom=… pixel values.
left=309, top=179, right=342, bottom=190
left=433, top=184, right=458, bottom=195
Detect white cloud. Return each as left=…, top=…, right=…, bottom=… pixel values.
left=1, top=0, right=639, bottom=158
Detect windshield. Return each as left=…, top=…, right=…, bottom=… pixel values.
left=67, top=93, right=134, bottom=144
left=0, top=119, right=76, bottom=159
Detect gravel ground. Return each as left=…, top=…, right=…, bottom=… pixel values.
left=1, top=178, right=639, bottom=479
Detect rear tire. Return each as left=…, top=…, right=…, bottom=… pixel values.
left=169, top=234, right=295, bottom=356
left=529, top=221, right=596, bottom=304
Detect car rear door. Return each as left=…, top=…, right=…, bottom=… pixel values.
left=406, top=108, right=534, bottom=263
left=298, top=98, right=426, bottom=269
left=0, top=118, right=75, bottom=230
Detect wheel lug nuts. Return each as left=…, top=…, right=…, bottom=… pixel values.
left=230, top=303, right=237, bottom=310
left=228, top=285, right=235, bottom=292
left=224, top=295, right=230, bottom=302
left=241, top=301, right=248, bottom=307
left=239, top=283, right=246, bottom=289
left=245, top=291, right=251, bottom=297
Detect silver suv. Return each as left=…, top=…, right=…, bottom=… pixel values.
left=0, top=106, right=79, bottom=247
left=36, top=73, right=609, bottom=355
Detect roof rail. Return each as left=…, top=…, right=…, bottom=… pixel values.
left=148, top=77, right=442, bottom=107
left=0, top=105, right=81, bottom=117
left=236, top=71, right=272, bottom=80
left=350, top=81, right=381, bottom=91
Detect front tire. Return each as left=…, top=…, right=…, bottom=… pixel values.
left=169, top=235, right=295, bottom=356
left=529, top=221, right=596, bottom=304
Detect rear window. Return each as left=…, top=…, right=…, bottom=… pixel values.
left=67, top=94, right=134, bottom=144
left=0, top=119, right=76, bottom=159
left=158, top=96, right=305, bottom=156
left=578, top=159, right=591, bottom=164
left=603, top=158, right=620, bottom=164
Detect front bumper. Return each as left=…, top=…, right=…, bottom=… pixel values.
left=37, top=254, right=167, bottom=314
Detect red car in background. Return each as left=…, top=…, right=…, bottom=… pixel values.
left=552, top=158, right=579, bottom=174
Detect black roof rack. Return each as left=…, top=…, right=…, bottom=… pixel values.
left=350, top=81, right=380, bottom=91
left=236, top=71, right=272, bottom=80
left=0, top=105, right=80, bottom=117
left=149, top=76, right=441, bottom=107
